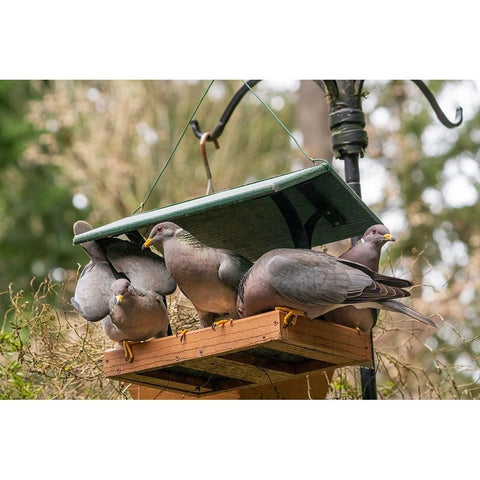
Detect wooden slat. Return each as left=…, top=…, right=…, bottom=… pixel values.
left=237, top=368, right=336, bottom=400
left=112, top=372, right=213, bottom=395
left=220, top=351, right=299, bottom=374
left=219, top=351, right=332, bottom=377
left=103, top=310, right=281, bottom=377
left=265, top=340, right=354, bottom=365
left=128, top=368, right=336, bottom=400
left=184, top=356, right=294, bottom=384
left=279, top=313, right=371, bottom=359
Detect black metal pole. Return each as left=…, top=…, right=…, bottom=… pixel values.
left=322, top=80, right=377, bottom=400
left=344, top=154, right=377, bottom=399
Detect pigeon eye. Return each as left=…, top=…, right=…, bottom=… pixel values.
left=372, top=228, right=377, bottom=234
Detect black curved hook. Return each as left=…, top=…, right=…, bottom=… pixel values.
left=190, top=80, right=261, bottom=141
left=411, top=80, right=463, bottom=128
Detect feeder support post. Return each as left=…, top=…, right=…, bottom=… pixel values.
left=322, top=79, right=377, bottom=400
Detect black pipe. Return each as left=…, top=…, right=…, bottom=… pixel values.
left=343, top=151, right=377, bottom=398
left=344, top=153, right=378, bottom=399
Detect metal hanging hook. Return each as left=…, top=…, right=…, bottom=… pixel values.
left=190, top=80, right=261, bottom=142
left=199, top=132, right=219, bottom=195
left=411, top=80, right=463, bottom=128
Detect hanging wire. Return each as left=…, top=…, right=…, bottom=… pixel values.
left=132, top=80, right=215, bottom=214
left=242, top=81, right=329, bottom=167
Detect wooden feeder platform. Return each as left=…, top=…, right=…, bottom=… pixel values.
left=104, top=310, right=372, bottom=399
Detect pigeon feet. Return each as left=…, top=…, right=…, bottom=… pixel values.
left=211, top=319, right=234, bottom=331
left=275, top=307, right=305, bottom=328
left=176, top=329, right=189, bottom=343
left=122, top=340, right=135, bottom=363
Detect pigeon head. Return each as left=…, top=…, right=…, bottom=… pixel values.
left=142, top=222, right=182, bottom=249
left=362, top=224, right=395, bottom=245
left=111, top=278, right=132, bottom=304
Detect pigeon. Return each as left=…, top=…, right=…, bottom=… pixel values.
left=237, top=247, right=436, bottom=328
left=71, top=220, right=176, bottom=360
left=323, top=224, right=399, bottom=331
left=73, top=220, right=176, bottom=297
left=102, top=278, right=170, bottom=362
left=339, top=224, right=396, bottom=272
left=71, top=221, right=121, bottom=322
left=142, top=221, right=253, bottom=328
left=103, top=239, right=176, bottom=296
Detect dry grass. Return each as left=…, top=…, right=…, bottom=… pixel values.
left=327, top=312, right=480, bottom=400
left=1, top=278, right=128, bottom=399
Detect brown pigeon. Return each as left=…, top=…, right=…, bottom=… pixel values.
left=143, top=222, right=253, bottom=328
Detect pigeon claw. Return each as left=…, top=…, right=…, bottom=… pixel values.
left=211, top=319, right=234, bottom=331
left=176, top=329, right=189, bottom=343
left=275, top=307, right=305, bottom=328
left=122, top=340, right=135, bottom=363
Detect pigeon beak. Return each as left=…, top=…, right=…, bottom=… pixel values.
left=384, top=234, right=395, bottom=242
left=115, top=294, right=124, bottom=304
left=142, top=238, right=153, bottom=250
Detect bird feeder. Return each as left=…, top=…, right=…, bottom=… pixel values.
left=104, top=310, right=372, bottom=399
left=73, top=80, right=462, bottom=400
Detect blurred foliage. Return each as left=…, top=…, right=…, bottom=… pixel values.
left=1, top=79, right=479, bottom=399
left=0, top=80, right=87, bottom=313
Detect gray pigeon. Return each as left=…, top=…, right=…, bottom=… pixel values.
left=340, top=224, right=396, bottom=272
left=323, top=224, right=399, bottom=331
left=71, top=221, right=176, bottom=359
left=74, top=220, right=176, bottom=297
left=143, top=222, right=253, bottom=328
left=71, top=221, right=176, bottom=316
left=104, top=239, right=177, bottom=296
left=102, top=278, right=170, bottom=362
left=237, top=247, right=436, bottom=328
left=71, top=221, right=121, bottom=322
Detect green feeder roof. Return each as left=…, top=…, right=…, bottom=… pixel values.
left=73, top=163, right=380, bottom=261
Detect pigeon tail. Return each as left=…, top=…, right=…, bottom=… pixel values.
left=379, top=299, right=436, bottom=327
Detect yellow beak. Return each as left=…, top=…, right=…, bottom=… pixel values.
left=142, top=238, right=153, bottom=250
left=384, top=234, right=395, bottom=242
left=115, top=294, right=124, bottom=304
